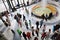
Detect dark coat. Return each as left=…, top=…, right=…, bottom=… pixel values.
left=55, top=34, right=60, bottom=40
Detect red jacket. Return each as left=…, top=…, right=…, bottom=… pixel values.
left=26, top=32, right=31, bottom=38
left=42, top=32, right=46, bottom=38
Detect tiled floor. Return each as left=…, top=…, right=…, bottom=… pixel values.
left=11, top=6, right=54, bottom=40
left=0, top=1, right=60, bottom=40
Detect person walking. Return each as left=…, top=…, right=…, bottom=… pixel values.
left=23, top=15, right=26, bottom=21
left=42, top=25, right=46, bottom=32
left=45, top=14, right=48, bottom=21
left=46, top=29, right=51, bottom=40
left=36, top=21, right=39, bottom=29
left=51, top=30, right=59, bottom=40
left=55, top=34, right=60, bottom=40
left=25, top=20, right=29, bottom=29
left=29, top=20, right=31, bottom=28
left=41, top=32, right=47, bottom=40
left=18, top=18, right=22, bottom=27
left=26, top=32, right=31, bottom=40
left=1, top=17, right=8, bottom=27
left=22, top=32, right=27, bottom=40
left=40, top=19, right=44, bottom=28
left=31, top=27, right=35, bottom=36
left=27, top=0, right=29, bottom=6
left=35, top=28, right=39, bottom=37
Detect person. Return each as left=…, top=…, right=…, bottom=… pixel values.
left=22, top=32, right=27, bottom=40
left=42, top=25, right=46, bottom=32
left=23, top=15, right=26, bottom=21
left=14, top=15, right=22, bottom=27
left=11, top=29, right=15, bottom=35
left=34, top=37, right=38, bottom=40
left=27, top=0, right=29, bottom=6
left=35, top=28, right=39, bottom=37
left=25, top=20, right=29, bottom=29
left=6, top=18, right=11, bottom=26
left=41, top=14, right=45, bottom=19
left=17, top=29, right=22, bottom=40
left=29, top=20, right=31, bottom=28
left=18, top=18, right=22, bottom=27
left=17, top=29, right=22, bottom=36
left=5, top=11, right=9, bottom=18
left=17, top=0, right=20, bottom=8
left=14, top=15, right=18, bottom=22
left=36, top=21, right=39, bottom=29
left=41, top=32, right=47, bottom=40
left=31, top=27, right=35, bottom=36
left=26, top=32, right=31, bottom=40
left=51, top=30, right=59, bottom=40
left=45, top=14, right=48, bottom=21
left=17, top=13, right=22, bottom=18
left=40, top=19, right=44, bottom=28
left=48, top=12, right=53, bottom=19
left=0, top=15, right=6, bottom=27
left=23, top=0, right=26, bottom=6
left=46, top=29, right=51, bottom=40
left=1, top=18, right=8, bottom=27
left=5, top=13, right=11, bottom=26
left=55, top=12, right=58, bottom=16
left=55, top=34, right=60, bottom=40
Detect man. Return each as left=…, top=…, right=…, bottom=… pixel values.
left=36, top=21, right=39, bottom=29
left=25, top=20, right=29, bottom=29
left=22, top=32, right=27, bottom=40
left=40, top=19, right=44, bottom=28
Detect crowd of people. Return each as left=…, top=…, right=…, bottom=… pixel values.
left=0, top=5, right=60, bottom=40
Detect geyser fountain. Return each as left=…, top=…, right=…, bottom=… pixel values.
left=31, top=0, right=60, bottom=25
left=32, top=0, right=57, bottom=19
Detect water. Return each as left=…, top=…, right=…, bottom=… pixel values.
left=41, top=0, right=48, bottom=8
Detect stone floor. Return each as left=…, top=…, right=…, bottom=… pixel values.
left=0, top=1, right=60, bottom=40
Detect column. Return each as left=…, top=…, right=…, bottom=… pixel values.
left=6, top=0, right=12, bottom=10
